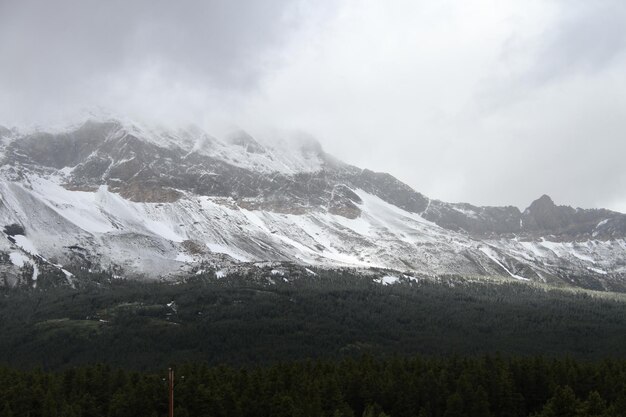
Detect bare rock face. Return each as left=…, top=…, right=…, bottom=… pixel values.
left=114, top=183, right=183, bottom=203
left=518, top=194, right=626, bottom=240
left=9, top=120, right=119, bottom=169
left=3, top=119, right=625, bottom=241
left=522, top=195, right=575, bottom=231
left=181, top=239, right=207, bottom=255
left=3, top=223, right=25, bottom=236
left=423, top=202, right=522, bottom=236
left=351, top=169, right=429, bottom=214
left=2, top=121, right=432, bottom=222
left=420, top=194, right=626, bottom=241
left=328, top=184, right=362, bottom=219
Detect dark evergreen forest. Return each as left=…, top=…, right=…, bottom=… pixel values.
left=1, top=355, right=626, bottom=416
left=2, top=270, right=626, bottom=416
left=2, top=270, right=626, bottom=369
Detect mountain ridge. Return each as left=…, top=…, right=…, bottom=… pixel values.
left=0, top=118, right=625, bottom=290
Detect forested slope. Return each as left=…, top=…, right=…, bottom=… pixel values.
left=2, top=271, right=626, bottom=369
left=2, top=355, right=626, bottom=417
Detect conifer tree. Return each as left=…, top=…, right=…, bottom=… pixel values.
left=443, top=393, right=465, bottom=417
left=536, top=386, right=581, bottom=417
left=1, top=402, right=13, bottom=417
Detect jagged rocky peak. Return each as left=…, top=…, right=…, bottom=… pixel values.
left=422, top=201, right=522, bottom=237
left=525, top=194, right=562, bottom=214
left=1, top=115, right=626, bottom=289
left=521, top=194, right=575, bottom=231
left=529, top=194, right=554, bottom=207
left=520, top=194, right=626, bottom=239
left=7, top=119, right=121, bottom=169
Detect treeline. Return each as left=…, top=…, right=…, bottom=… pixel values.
left=2, top=271, right=626, bottom=369
left=1, top=355, right=626, bottom=417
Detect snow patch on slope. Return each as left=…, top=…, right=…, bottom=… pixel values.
left=8, top=251, right=39, bottom=282
left=206, top=243, right=249, bottom=262
left=13, top=235, right=38, bottom=255
left=1, top=171, right=625, bottom=281
left=375, top=275, right=400, bottom=285
left=9, top=252, right=29, bottom=267
left=479, top=246, right=529, bottom=281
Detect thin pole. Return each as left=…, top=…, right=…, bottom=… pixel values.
left=168, top=367, right=174, bottom=417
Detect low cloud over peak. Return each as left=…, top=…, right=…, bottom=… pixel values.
left=1, top=0, right=625, bottom=212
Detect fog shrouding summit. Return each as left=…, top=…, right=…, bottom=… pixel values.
left=1, top=0, right=625, bottom=211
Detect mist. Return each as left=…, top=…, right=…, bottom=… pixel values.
left=1, top=0, right=625, bottom=211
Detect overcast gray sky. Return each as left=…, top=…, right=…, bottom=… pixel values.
left=1, top=0, right=625, bottom=212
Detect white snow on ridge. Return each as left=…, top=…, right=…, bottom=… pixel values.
left=10, top=114, right=327, bottom=176
left=13, top=235, right=38, bottom=255
left=5, top=116, right=625, bottom=282
left=28, top=178, right=185, bottom=241
left=538, top=239, right=572, bottom=258
left=8, top=251, right=39, bottom=283
left=208, top=138, right=324, bottom=175
left=453, top=207, right=479, bottom=219
left=587, top=266, right=608, bottom=275
left=5, top=175, right=452, bottom=273
left=206, top=243, right=249, bottom=262
left=596, top=219, right=610, bottom=229
left=375, top=275, right=400, bottom=285
left=120, top=121, right=325, bottom=175
left=571, top=250, right=595, bottom=263
left=479, top=246, right=529, bottom=281
left=27, top=178, right=116, bottom=234
left=489, top=237, right=626, bottom=280
left=1, top=171, right=625, bottom=280
left=9, top=252, right=29, bottom=267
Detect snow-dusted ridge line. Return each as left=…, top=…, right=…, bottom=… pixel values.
left=0, top=169, right=623, bottom=288
left=0, top=117, right=625, bottom=289
left=102, top=117, right=326, bottom=175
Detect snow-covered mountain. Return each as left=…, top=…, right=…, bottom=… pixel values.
left=1, top=118, right=625, bottom=290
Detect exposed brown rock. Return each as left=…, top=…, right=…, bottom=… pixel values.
left=181, top=239, right=206, bottom=255
left=7, top=119, right=626, bottom=241
left=328, top=202, right=361, bottom=219
left=63, top=184, right=99, bottom=192
left=328, top=184, right=362, bottom=219
left=114, top=183, right=183, bottom=203
left=237, top=199, right=309, bottom=215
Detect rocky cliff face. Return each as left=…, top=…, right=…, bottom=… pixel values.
left=0, top=118, right=625, bottom=290
left=4, top=120, right=430, bottom=217
left=421, top=193, right=626, bottom=241
left=520, top=194, right=626, bottom=239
